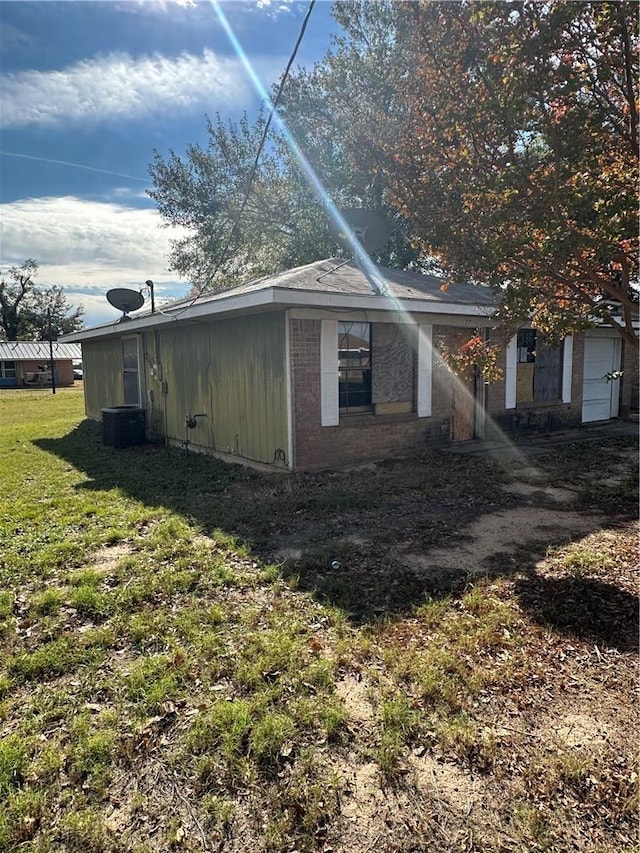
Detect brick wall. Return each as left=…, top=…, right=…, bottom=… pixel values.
left=289, top=320, right=633, bottom=470
left=290, top=318, right=454, bottom=471
left=17, top=359, right=75, bottom=387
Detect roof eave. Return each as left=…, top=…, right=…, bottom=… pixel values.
left=60, top=287, right=497, bottom=344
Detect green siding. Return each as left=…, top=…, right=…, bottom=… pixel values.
left=83, top=339, right=125, bottom=419
left=153, top=312, right=288, bottom=467
left=80, top=314, right=288, bottom=467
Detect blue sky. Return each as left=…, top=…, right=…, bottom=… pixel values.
left=0, top=0, right=338, bottom=327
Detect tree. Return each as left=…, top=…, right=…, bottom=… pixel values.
left=277, top=0, right=424, bottom=272
left=149, top=112, right=333, bottom=291
left=0, top=260, right=84, bottom=341
left=148, top=3, right=423, bottom=292
left=375, top=1, right=638, bottom=348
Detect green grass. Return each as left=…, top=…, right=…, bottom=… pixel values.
left=0, top=387, right=637, bottom=853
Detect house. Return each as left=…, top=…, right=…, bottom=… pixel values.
left=0, top=341, right=82, bottom=389
left=61, top=259, right=636, bottom=471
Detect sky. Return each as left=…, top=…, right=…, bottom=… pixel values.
left=0, top=0, right=338, bottom=328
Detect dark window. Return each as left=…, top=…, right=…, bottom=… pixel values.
left=516, top=329, right=536, bottom=363
left=1, top=361, right=16, bottom=378
left=339, top=321, right=372, bottom=413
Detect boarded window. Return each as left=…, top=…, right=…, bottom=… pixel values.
left=371, top=323, right=416, bottom=413
left=533, top=338, right=563, bottom=402
left=516, top=330, right=563, bottom=404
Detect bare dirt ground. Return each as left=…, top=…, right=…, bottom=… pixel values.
left=239, top=435, right=638, bottom=853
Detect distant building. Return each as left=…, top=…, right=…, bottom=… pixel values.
left=0, top=341, right=82, bottom=388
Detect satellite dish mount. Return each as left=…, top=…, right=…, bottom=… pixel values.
left=325, top=208, right=391, bottom=295
left=329, top=208, right=390, bottom=258
left=106, top=288, right=145, bottom=321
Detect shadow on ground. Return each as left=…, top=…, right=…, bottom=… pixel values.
left=514, top=573, right=638, bottom=652
left=36, top=421, right=638, bottom=650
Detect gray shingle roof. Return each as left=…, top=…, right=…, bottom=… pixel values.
left=62, top=259, right=499, bottom=343
left=180, top=258, right=497, bottom=309
left=0, top=341, right=81, bottom=361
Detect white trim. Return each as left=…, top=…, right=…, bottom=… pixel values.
left=561, top=335, right=573, bottom=403
left=122, top=334, right=143, bottom=407
left=320, top=320, right=339, bottom=427
left=505, top=335, right=517, bottom=409
left=611, top=338, right=621, bottom=417
left=269, top=288, right=495, bottom=316
left=416, top=324, right=433, bottom=418
left=62, top=287, right=497, bottom=343
left=288, top=307, right=495, bottom=327
left=284, top=311, right=294, bottom=469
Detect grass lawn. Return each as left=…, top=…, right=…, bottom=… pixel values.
left=0, top=387, right=637, bottom=852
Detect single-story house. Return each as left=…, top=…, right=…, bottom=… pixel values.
left=61, top=259, right=636, bottom=471
left=0, top=341, right=82, bottom=389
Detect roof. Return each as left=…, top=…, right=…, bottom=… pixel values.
left=0, top=341, right=82, bottom=361
left=192, top=258, right=497, bottom=306
left=62, top=258, right=498, bottom=344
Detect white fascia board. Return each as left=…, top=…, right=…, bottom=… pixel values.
left=288, top=307, right=496, bottom=327
left=270, top=288, right=497, bottom=317
left=61, top=289, right=280, bottom=342
left=505, top=335, right=517, bottom=410
left=61, top=286, right=496, bottom=344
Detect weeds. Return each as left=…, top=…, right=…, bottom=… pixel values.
left=0, top=388, right=636, bottom=853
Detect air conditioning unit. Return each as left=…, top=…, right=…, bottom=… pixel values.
left=101, top=406, right=146, bottom=448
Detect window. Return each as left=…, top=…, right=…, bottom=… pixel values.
left=0, top=361, right=16, bottom=378
left=517, top=329, right=536, bottom=363
left=122, top=337, right=140, bottom=405
left=338, top=322, right=372, bottom=413
left=516, top=330, right=563, bottom=404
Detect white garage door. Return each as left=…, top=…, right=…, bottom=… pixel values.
left=582, top=336, right=621, bottom=423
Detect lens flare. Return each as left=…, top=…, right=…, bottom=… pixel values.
left=210, top=0, right=531, bottom=468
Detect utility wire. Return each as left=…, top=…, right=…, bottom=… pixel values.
left=169, top=0, right=316, bottom=320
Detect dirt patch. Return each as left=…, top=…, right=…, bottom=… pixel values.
left=335, top=673, right=376, bottom=730
left=405, top=507, right=604, bottom=575
left=503, top=482, right=577, bottom=503
left=550, top=712, right=612, bottom=749
left=330, top=758, right=435, bottom=851
left=536, top=682, right=636, bottom=752
left=90, top=543, right=133, bottom=572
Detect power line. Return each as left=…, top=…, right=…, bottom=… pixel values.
left=169, top=0, right=316, bottom=320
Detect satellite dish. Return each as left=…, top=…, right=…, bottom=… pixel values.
left=330, top=208, right=390, bottom=255
left=106, top=288, right=144, bottom=319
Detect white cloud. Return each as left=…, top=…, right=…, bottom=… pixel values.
left=0, top=196, right=189, bottom=326
left=1, top=49, right=276, bottom=128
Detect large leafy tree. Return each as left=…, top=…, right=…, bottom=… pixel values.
left=377, top=1, right=638, bottom=348
left=0, top=260, right=84, bottom=341
left=149, top=0, right=638, bottom=350
left=149, top=113, right=335, bottom=291
left=148, top=2, right=423, bottom=292
left=277, top=0, right=423, bottom=272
